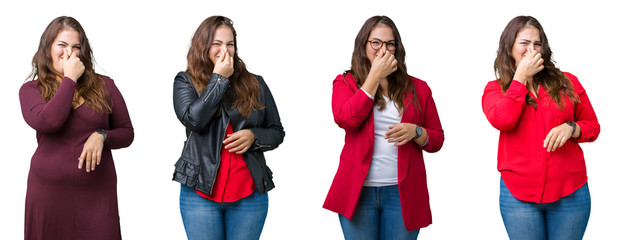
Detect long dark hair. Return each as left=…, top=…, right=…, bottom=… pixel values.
left=186, top=16, right=263, bottom=118
left=494, top=16, right=578, bottom=108
left=28, top=16, right=110, bottom=114
left=346, top=15, right=416, bottom=113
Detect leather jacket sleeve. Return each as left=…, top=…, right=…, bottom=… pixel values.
left=248, top=76, right=285, bottom=152
left=173, top=72, right=230, bottom=132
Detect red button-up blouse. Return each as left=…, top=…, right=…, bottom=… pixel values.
left=196, top=124, right=255, bottom=202
left=482, top=72, right=600, bottom=203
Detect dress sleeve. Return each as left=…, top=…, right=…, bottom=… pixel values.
left=332, top=74, right=375, bottom=131
left=247, top=76, right=285, bottom=152
left=565, top=73, right=600, bottom=142
left=419, top=86, right=444, bottom=153
left=482, top=80, right=528, bottom=131
left=104, top=77, right=134, bottom=149
left=19, top=78, right=76, bottom=133
left=173, top=72, right=230, bottom=132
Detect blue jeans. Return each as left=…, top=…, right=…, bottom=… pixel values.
left=179, top=184, right=268, bottom=240
left=339, top=185, right=420, bottom=240
left=499, top=178, right=590, bottom=240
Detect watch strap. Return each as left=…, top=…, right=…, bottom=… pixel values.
left=565, top=121, right=576, bottom=137
left=96, top=129, right=107, bottom=142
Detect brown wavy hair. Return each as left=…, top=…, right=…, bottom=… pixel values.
left=28, top=16, right=110, bottom=114
left=494, top=16, right=578, bottom=109
left=345, top=15, right=417, bottom=114
left=186, top=16, right=262, bottom=118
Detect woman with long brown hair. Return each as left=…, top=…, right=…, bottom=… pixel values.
left=19, top=16, right=134, bottom=239
left=172, top=16, right=284, bottom=240
left=482, top=16, right=599, bottom=239
left=323, top=16, right=444, bottom=239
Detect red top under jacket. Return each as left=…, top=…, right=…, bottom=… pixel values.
left=482, top=72, right=599, bottom=203
left=196, top=124, right=255, bottom=202
left=323, top=73, right=444, bottom=231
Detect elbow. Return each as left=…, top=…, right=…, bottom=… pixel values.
left=332, top=106, right=371, bottom=131
left=251, top=127, right=285, bottom=152
left=424, top=131, right=444, bottom=153
left=590, top=123, right=601, bottom=141
left=104, top=127, right=134, bottom=149
left=486, top=114, right=518, bottom=131
left=34, top=111, right=69, bottom=133
left=36, top=126, right=63, bottom=134
left=577, top=122, right=600, bottom=143
left=183, top=123, right=203, bottom=132
left=425, top=143, right=443, bottom=153
left=28, top=119, right=64, bottom=134
left=112, top=127, right=135, bottom=149
left=46, top=122, right=64, bottom=133
left=334, top=116, right=363, bottom=131
left=125, top=129, right=135, bottom=147
left=336, top=122, right=361, bottom=131
left=269, top=128, right=286, bottom=150
left=179, top=113, right=210, bottom=132
left=267, top=140, right=283, bottom=151
left=490, top=121, right=517, bottom=131
left=484, top=108, right=521, bottom=131
left=277, top=128, right=285, bottom=144
left=43, top=123, right=64, bottom=133
left=174, top=102, right=212, bottom=132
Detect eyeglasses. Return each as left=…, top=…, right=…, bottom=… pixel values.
left=367, top=39, right=397, bottom=51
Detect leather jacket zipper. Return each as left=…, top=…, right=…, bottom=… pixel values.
left=184, top=76, right=214, bottom=149
left=208, top=118, right=229, bottom=195
left=183, top=132, right=193, bottom=150
left=254, top=143, right=271, bottom=149
left=203, top=76, right=222, bottom=102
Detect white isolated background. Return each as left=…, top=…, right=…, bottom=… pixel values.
left=1, top=0, right=617, bottom=239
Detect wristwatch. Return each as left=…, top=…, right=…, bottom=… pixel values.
left=96, top=129, right=107, bottom=141
left=565, top=121, right=576, bottom=137
left=413, top=126, right=423, bottom=139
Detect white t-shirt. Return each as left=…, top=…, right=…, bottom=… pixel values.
left=364, top=93, right=400, bottom=187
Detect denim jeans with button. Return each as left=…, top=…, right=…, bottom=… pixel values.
left=499, top=178, right=590, bottom=240
left=179, top=184, right=268, bottom=240
left=338, top=185, right=420, bottom=240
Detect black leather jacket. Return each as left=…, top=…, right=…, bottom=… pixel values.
left=172, top=72, right=284, bottom=194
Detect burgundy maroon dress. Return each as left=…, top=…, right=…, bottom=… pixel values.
left=19, top=76, right=133, bottom=240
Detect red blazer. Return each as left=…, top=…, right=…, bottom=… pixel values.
left=482, top=72, right=599, bottom=203
left=323, top=73, right=444, bottom=230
